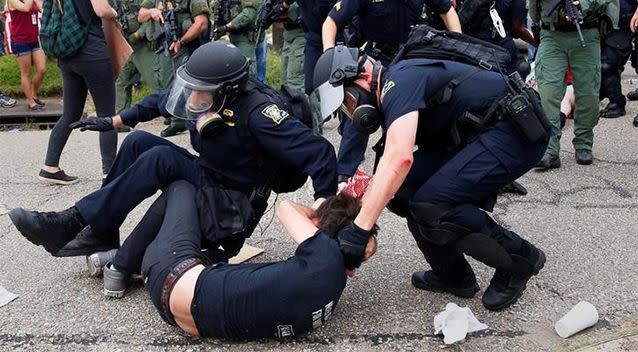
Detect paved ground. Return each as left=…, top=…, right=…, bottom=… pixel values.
left=2, top=75, right=638, bottom=352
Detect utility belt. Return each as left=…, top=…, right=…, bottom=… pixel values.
left=541, top=21, right=598, bottom=32
left=453, top=73, right=552, bottom=146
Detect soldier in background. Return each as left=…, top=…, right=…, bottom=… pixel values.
left=138, top=0, right=209, bottom=137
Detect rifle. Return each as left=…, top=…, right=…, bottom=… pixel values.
left=542, top=0, right=586, bottom=47
left=117, top=2, right=130, bottom=34
left=156, top=0, right=180, bottom=57
left=254, top=0, right=279, bottom=47
left=211, top=0, right=226, bottom=40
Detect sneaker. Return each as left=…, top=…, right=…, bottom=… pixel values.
left=103, top=263, right=130, bottom=299
left=0, top=92, right=17, bottom=108
left=38, top=169, right=79, bottom=185
left=412, top=270, right=480, bottom=298
left=56, top=226, right=120, bottom=257
left=86, top=249, right=118, bottom=277
left=33, top=97, right=46, bottom=107
left=482, top=242, right=546, bottom=311
left=8, top=206, right=86, bottom=255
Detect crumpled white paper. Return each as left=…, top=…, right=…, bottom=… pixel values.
left=0, top=286, right=19, bottom=308
left=433, top=303, right=489, bottom=344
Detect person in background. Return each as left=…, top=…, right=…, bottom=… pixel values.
left=39, top=0, right=119, bottom=184
left=255, top=35, right=267, bottom=83
left=7, top=0, right=47, bottom=111
left=0, top=91, right=17, bottom=108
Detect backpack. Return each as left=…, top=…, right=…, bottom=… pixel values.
left=391, top=24, right=513, bottom=73
left=39, top=0, right=89, bottom=59
left=237, top=81, right=314, bottom=194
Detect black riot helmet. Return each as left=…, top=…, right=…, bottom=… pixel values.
left=166, top=42, right=250, bottom=119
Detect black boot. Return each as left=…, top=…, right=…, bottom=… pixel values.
left=9, top=206, right=86, bottom=255
left=599, top=102, right=626, bottom=119
left=633, top=114, right=638, bottom=127
left=482, top=241, right=546, bottom=311
left=412, top=270, right=480, bottom=298
left=160, top=125, right=187, bottom=137
left=535, top=153, right=561, bottom=170
left=627, top=88, right=638, bottom=101
left=56, top=226, right=120, bottom=257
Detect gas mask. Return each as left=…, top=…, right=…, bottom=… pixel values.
left=341, top=85, right=382, bottom=134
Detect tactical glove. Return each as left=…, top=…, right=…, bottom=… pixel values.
left=337, top=221, right=370, bottom=269
left=70, top=116, right=115, bottom=132
left=212, top=25, right=227, bottom=40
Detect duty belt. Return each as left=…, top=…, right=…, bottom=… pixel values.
left=160, top=257, right=207, bottom=326
left=541, top=21, right=598, bottom=32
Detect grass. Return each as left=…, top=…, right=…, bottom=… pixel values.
left=0, top=46, right=283, bottom=103
left=0, top=55, right=63, bottom=97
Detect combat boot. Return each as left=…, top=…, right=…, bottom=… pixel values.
left=482, top=241, right=546, bottom=311
left=56, top=226, right=119, bottom=257
left=627, top=88, right=638, bottom=101
left=411, top=270, right=480, bottom=298
left=633, top=114, right=638, bottom=127
left=160, top=125, right=187, bottom=137
left=599, top=102, right=625, bottom=119
left=86, top=249, right=118, bottom=277
left=103, top=263, right=130, bottom=299
left=535, top=154, right=560, bottom=170
left=9, top=206, right=86, bottom=255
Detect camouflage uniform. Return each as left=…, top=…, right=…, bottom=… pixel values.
left=280, top=3, right=305, bottom=90
left=211, top=0, right=260, bottom=77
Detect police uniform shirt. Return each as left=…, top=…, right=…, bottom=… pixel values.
left=296, top=0, right=336, bottom=34
left=120, top=90, right=338, bottom=199
left=379, top=58, right=527, bottom=166
left=328, top=0, right=448, bottom=44
left=191, top=231, right=347, bottom=339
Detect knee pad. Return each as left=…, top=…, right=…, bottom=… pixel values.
left=408, top=201, right=533, bottom=276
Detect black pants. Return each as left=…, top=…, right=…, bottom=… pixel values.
left=46, top=58, right=117, bottom=174
left=600, top=29, right=633, bottom=107
left=141, top=181, right=207, bottom=325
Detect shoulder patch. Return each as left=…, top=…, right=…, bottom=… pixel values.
left=334, top=1, right=341, bottom=10
left=380, top=80, right=395, bottom=103
left=261, top=104, right=289, bottom=124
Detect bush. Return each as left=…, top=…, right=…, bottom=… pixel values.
left=0, top=55, right=63, bottom=97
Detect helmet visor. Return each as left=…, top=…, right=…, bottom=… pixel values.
left=314, top=81, right=344, bottom=119
left=166, top=66, right=223, bottom=119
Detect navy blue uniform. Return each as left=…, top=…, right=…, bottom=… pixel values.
left=74, top=86, right=337, bottom=242
left=141, top=181, right=346, bottom=339
left=459, top=0, right=526, bottom=62
left=600, top=0, right=637, bottom=108
left=379, top=58, right=547, bottom=282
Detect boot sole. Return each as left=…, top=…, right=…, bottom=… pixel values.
left=411, top=276, right=480, bottom=299
left=8, top=208, right=61, bottom=254
left=38, top=175, right=80, bottom=185
left=55, top=244, right=117, bottom=257
left=104, top=288, right=125, bottom=299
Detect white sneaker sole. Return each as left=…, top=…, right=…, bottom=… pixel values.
left=38, top=175, right=80, bottom=185
left=104, top=288, right=125, bottom=299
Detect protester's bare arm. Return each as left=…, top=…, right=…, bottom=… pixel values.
left=276, top=200, right=319, bottom=245
left=91, top=0, right=118, bottom=19
left=7, top=0, right=36, bottom=12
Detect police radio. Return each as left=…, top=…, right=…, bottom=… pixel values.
left=502, top=73, right=550, bottom=143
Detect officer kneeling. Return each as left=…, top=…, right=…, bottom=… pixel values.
left=9, top=42, right=336, bottom=275
left=314, top=45, right=550, bottom=310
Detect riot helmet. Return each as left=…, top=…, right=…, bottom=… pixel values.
left=166, top=42, right=250, bottom=120
left=313, top=44, right=384, bottom=134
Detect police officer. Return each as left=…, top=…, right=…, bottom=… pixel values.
left=9, top=42, right=337, bottom=263
left=314, top=45, right=548, bottom=310
left=138, top=0, right=209, bottom=137
left=599, top=0, right=637, bottom=119
left=322, top=0, right=461, bottom=183
left=458, top=0, right=535, bottom=64
left=211, top=0, right=260, bottom=77
left=529, top=0, right=617, bottom=167
left=114, top=0, right=161, bottom=117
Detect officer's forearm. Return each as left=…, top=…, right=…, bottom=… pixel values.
left=112, top=115, right=124, bottom=128
left=322, top=17, right=338, bottom=50
left=230, top=8, right=257, bottom=29
left=440, top=7, right=462, bottom=33
left=513, top=21, right=535, bottom=45
left=138, top=7, right=154, bottom=23
left=180, top=14, right=208, bottom=43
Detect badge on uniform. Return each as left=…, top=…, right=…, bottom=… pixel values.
left=261, top=104, right=289, bottom=125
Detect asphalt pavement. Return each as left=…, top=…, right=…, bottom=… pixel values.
left=1, top=75, right=638, bottom=351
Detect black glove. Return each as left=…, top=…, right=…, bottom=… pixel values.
left=336, top=221, right=370, bottom=269
left=212, top=25, right=227, bottom=40
left=268, top=3, right=288, bottom=22
left=69, top=116, right=114, bottom=132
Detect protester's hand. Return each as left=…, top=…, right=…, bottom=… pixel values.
left=631, top=10, right=638, bottom=32
left=337, top=221, right=371, bottom=270
left=150, top=8, right=164, bottom=22
left=70, top=116, right=115, bottom=132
